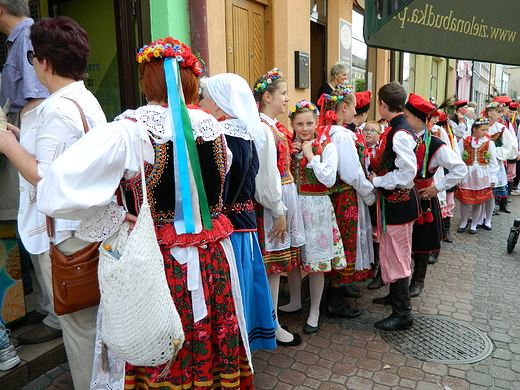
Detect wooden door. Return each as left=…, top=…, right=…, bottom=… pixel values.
left=226, top=0, right=266, bottom=87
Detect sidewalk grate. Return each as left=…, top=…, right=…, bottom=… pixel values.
left=379, top=315, right=493, bottom=364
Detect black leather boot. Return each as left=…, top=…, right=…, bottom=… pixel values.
left=443, top=217, right=453, bottom=243
left=374, top=278, right=413, bottom=330
left=372, top=292, right=392, bottom=305
left=368, top=243, right=384, bottom=290
left=326, top=286, right=361, bottom=318
left=500, top=197, right=511, bottom=213
left=409, top=252, right=429, bottom=297
left=428, top=251, right=439, bottom=264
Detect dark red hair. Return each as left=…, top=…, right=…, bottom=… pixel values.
left=30, top=16, right=89, bottom=81
left=139, top=60, right=199, bottom=104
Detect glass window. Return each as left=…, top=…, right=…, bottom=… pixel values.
left=352, top=10, right=367, bottom=91
left=403, top=53, right=415, bottom=92
left=430, top=59, right=439, bottom=99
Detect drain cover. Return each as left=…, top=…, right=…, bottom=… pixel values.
left=379, top=315, right=493, bottom=364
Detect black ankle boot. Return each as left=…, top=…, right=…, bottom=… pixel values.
left=374, top=278, right=413, bottom=331
left=500, top=197, right=511, bottom=213
left=428, top=251, right=439, bottom=264
left=326, top=286, right=361, bottom=318
left=372, top=293, right=392, bottom=305
left=443, top=218, right=453, bottom=243
left=409, top=252, right=429, bottom=297
left=368, top=243, right=384, bottom=290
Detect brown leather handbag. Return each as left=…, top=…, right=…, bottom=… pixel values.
left=46, top=97, right=100, bottom=316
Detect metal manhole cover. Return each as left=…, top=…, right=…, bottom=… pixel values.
left=379, top=315, right=493, bottom=364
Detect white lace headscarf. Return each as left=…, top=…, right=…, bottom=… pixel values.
left=204, top=73, right=265, bottom=150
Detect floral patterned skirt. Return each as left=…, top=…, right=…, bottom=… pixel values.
left=124, top=242, right=254, bottom=390
left=298, top=194, right=346, bottom=273
left=455, top=187, right=494, bottom=205
left=328, top=189, right=372, bottom=285
left=255, top=204, right=301, bottom=275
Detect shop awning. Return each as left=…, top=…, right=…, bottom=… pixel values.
left=364, top=0, right=520, bottom=65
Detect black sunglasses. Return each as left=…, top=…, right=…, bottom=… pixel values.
left=27, top=50, right=38, bottom=66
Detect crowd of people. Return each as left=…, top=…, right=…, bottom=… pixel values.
left=0, top=1, right=520, bottom=389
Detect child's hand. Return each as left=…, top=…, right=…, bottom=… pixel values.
left=301, top=141, right=314, bottom=161
left=292, top=140, right=302, bottom=154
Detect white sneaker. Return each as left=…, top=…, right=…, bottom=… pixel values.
left=0, top=342, right=20, bottom=371
left=511, top=190, right=520, bottom=196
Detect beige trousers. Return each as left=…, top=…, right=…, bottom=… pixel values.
left=38, top=236, right=98, bottom=390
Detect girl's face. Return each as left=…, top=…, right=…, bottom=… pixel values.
left=362, top=125, right=381, bottom=147
left=291, top=111, right=317, bottom=141
left=337, top=101, right=356, bottom=124
left=264, top=81, right=289, bottom=115
left=487, top=108, right=501, bottom=123
left=473, top=124, right=489, bottom=138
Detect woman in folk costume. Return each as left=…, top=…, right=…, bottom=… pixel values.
left=317, top=86, right=375, bottom=319
left=38, top=38, right=254, bottom=389
left=455, top=118, right=499, bottom=232
left=199, top=73, right=277, bottom=351
left=403, top=94, right=466, bottom=297
left=253, top=68, right=305, bottom=347
left=285, top=100, right=346, bottom=334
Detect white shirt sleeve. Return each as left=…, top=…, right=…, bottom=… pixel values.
left=428, top=144, right=467, bottom=192
left=254, top=122, right=286, bottom=218
left=372, top=130, right=417, bottom=190
left=306, top=142, right=338, bottom=188
left=332, top=130, right=374, bottom=196
left=488, top=141, right=499, bottom=184
left=37, top=120, right=143, bottom=220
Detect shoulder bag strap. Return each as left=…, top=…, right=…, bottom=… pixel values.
left=46, top=97, right=89, bottom=241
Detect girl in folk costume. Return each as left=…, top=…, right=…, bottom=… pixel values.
left=317, top=86, right=376, bottom=319
left=455, top=118, right=499, bottom=232
left=199, top=73, right=277, bottom=352
left=483, top=102, right=517, bottom=217
left=362, top=120, right=384, bottom=290
left=449, top=100, right=471, bottom=140
left=253, top=68, right=306, bottom=347
left=38, top=38, right=255, bottom=389
left=284, top=100, right=346, bottom=334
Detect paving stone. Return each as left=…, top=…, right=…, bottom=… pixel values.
left=345, top=376, right=375, bottom=390
left=422, top=362, right=448, bottom=376
left=488, top=366, right=517, bottom=381
left=466, top=370, right=494, bottom=387
left=21, top=375, right=52, bottom=390
left=278, top=369, right=306, bottom=386
left=398, top=378, right=416, bottom=389
left=372, top=371, right=399, bottom=387
left=494, top=378, right=513, bottom=389
left=306, top=365, right=332, bottom=381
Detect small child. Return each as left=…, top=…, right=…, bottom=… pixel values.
left=455, top=118, right=499, bottom=232
left=287, top=100, right=347, bottom=334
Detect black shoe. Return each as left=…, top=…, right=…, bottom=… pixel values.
left=469, top=229, right=477, bottom=234
left=409, top=283, right=423, bottom=297
left=483, top=225, right=492, bottom=231
left=372, top=294, right=392, bottom=305
left=367, top=273, right=384, bottom=290
left=17, top=323, right=62, bottom=344
left=374, top=278, right=413, bottom=331
left=343, top=284, right=362, bottom=298
left=303, top=322, right=319, bottom=335
left=276, top=333, right=302, bottom=347
left=16, top=310, right=46, bottom=326
left=326, top=304, right=361, bottom=318
left=374, top=312, right=414, bottom=331
left=277, top=307, right=302, bottom=315
left=428, top=251, right=439, bottom=265
left=457, top=226, right=467, bottom=233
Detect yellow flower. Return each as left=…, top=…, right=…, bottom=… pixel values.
left=291, top=107, right=296, bottom=112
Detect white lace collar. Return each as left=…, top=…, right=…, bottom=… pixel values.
left=115, top=105, right=225, bottom=144
left=220, top=119, right=251, bottom=141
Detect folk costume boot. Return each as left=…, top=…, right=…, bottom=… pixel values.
left=500, top=197, right=511, bottom=213
left=372, top=291, right=392, bottom=305
left=368, top=243, right=384, bottom=290
left=428, top=251, right=439, bottom=264
left=409, top=252, right=429, bottom=297
left=443, top=217, right=453, bottom=243
left=374, top=278, right=413, bottom=331
left=326, top=286, right=361, bottom=318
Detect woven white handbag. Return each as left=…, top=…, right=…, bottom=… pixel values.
left=98, top=138, right=184, bottom=367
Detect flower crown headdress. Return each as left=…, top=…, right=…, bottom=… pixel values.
left=473, top=117, right=490, bottom=126
left=253, top=68, right=283, bottom=93
left=136, top=37, right=203, bottom=76
left=320, top=85, right=355, bottom=104
left=288, top=100, right=319, bottom=118
left=429, top=97, right=438, bottom=107
left=486, top=102, right=504, bottom=109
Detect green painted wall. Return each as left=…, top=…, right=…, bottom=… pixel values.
left=150, top=0, right=190, bottom=44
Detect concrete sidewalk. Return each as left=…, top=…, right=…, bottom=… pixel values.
left=17, top=197, right=520, bottom=389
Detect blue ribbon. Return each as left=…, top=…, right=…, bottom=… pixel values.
left=164, top=58, right=195, bottom=233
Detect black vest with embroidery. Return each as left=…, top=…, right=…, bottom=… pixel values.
left=415, top=135, right=445, bottom=179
